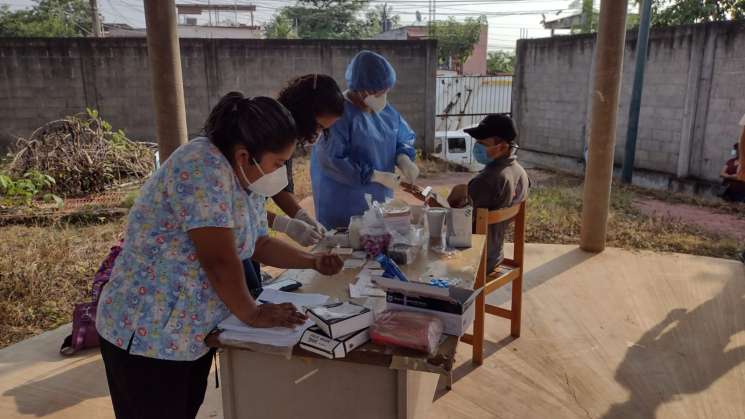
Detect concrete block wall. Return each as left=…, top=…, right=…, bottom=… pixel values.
left=0, top=38, right=437, bottom=153
left=513, top=20, right=745, bottom=184
left=512, top=34, right=595, bottom=159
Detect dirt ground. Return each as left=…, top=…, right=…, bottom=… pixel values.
left=634, top=198, right=745, bottom=242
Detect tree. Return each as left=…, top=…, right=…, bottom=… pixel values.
left=650, top=0, right=745, bottom=26
left=264, top=14, right=298, bottom=39
left=430, top=17, right=486, bottom=73
left=367, top=4, right=400, bottom=34
left=264, top=0, right=394, bottom=40
left=0, top=0, right=92, bottom=37
left=486, top=51, right=515, bottom=75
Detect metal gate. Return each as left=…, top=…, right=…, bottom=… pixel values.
left=435, top=75, right=513, bottom=132
left=433, top=75, right=512, bottom=171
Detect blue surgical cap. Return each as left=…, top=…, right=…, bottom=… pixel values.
left=345, top=50, right=397, bottom=92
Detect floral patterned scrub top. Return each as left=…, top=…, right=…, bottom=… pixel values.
left=96, top=137, right=268, bottom=361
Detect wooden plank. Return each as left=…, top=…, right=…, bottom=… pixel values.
left=484, top=269, right=519, bottom=294
left=487, top=204, right=521, bottom=224
left=485, top=305, right=511, bottom=319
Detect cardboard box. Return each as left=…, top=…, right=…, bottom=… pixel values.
left=447, top=206, right=473, bottom=248
left=299, top=326, right=370, bottom=359
left=373, top=277, right=482, bottom=336
left=306, top=302, right=374, bottom=339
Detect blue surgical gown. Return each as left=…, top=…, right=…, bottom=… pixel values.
left=311, top=100, right=416, bottom=229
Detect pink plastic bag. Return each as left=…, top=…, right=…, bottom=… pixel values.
left=369, top=310, right=443, bottom=354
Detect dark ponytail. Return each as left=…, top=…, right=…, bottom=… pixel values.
left=277, top=74, right=344, bottom=144
left=203, top=92, right=297, bottom=163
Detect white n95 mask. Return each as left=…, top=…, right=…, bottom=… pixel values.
left=364, top=93, right=387, bottom=113
left=239, top=159, right=288, bottom=197
left=732, top=149, right=738, bottom=157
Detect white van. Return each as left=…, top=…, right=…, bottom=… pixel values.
left=433, top=130, right=484, bottom=173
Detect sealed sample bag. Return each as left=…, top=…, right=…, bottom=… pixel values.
left=369, top=310, right=444, bottom=354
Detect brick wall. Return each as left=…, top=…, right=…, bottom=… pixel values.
left=512, top=21, right=745, bottom=183
left=0, top=38, right=437, bottom=152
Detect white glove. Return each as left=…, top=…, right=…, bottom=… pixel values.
left=295, top=208, right=327, bottom=236
left=396, top=155, right=420, bottom=184
left=272, top=215, right=322, bottom=246
left=371, top=170, right=400, bottom=190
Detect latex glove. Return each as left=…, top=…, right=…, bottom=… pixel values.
left=396, top=155, right=420, bottom=184
left=272, top=215, right=322, bottom=246
left=295, top=208, right=327, bottom=236
left=371, top=170, right=400, bottom=190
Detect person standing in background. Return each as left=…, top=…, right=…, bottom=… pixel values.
left=242, top=75, right=346, bottom=296
left=721, top=143, right=745, bottom=203
left=311, top=50, right=419, bottom=229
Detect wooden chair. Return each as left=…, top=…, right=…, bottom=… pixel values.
left=461, top=201, right=526, bottom=365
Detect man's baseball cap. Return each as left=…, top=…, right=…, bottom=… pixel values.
left=464, top=114, right=518, bottom=142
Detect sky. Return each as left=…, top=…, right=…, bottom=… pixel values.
left=3, top=0, right=584, bottom=51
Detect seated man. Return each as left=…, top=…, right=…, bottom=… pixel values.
left=721, top=143, right=745, bottom=203
left=448, top=114, right=529, bottom=274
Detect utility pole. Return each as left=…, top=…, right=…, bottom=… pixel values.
left=89, top=0, right=102, bottom=37
left=143, top=0, right=188, bottom=162
left=579, top=0, right=629, bottom=253
left=381, top=3, right=388, bottom=33
left=621, top=0, right=653, bottom=184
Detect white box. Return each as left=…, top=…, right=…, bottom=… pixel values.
left=306, top=302, right=374, bottom=339
left=447, top=206, right=473, bottom=248
left=385, top=302, right=475, bottom=337
left=299, top=326, right=370, bottom=359
left=373, top=277, right=482, bottom=337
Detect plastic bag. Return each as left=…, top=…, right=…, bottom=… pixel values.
left=360, top=195, right=392, bottom=257
left=369, top=310, right=444, bottom=354
left=380, top=199, right=411, bottom=235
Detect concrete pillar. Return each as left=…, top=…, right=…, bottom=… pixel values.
left=143, top=0, right=188, bottom=162
left=579, top=0, right=629, bottom=253
left=423, top=40, right=437, bottom=156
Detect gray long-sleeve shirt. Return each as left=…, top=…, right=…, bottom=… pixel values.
left=467, top=153, right=529, bottom=273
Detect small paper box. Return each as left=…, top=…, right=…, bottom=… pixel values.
left=447, top=206, right=473, bottom=248
left=299, top=326, right=370, bottom=359
left=306, top=302, right=374, bottom=339
left=373, top=277, right=482, bottom=336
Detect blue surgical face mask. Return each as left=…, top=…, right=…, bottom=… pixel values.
left=472, top=143, right=493, bottom=165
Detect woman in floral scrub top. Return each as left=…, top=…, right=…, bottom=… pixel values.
left=96, top=93, right=343, bottom=419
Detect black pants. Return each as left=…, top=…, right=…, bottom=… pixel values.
left=99, top=335, right=215, bottom=419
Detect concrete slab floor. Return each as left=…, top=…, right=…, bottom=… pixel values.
left=1, top=244, right=743, bottom=418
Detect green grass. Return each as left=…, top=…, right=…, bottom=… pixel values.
left=523, top=174, right=741, bottom=259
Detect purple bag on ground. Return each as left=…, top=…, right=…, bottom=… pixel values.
left=60, top=242, right=122, bottom=356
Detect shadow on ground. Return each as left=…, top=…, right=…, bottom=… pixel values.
left=3, top=357, right=108, bottom=417
left=601, top=273, right=745, bottom=419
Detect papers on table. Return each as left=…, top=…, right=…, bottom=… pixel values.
left=348, top=265, right=386, bottom=299
left=343, top=258, right=366, bottom=269
left=217, top=289, right=330, bottom=347
left=331, top=247, right=354, bottom=255
left=256, top=288, right=329, bottom=309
